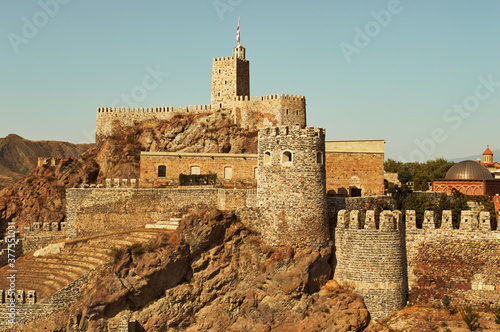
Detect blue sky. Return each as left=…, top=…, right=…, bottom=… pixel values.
left=1, top=0, right=499, bottom=162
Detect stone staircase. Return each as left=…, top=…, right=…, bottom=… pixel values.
left=145, top=217, right=182, bottom=230
left=0, top=230, right=167, bottom=302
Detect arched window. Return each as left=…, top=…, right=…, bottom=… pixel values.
left=264, top=151, right=271, bottom=164
left=316, top=152, right=323, bottom=164
left=282, top=151, right=293, bottom=164
left=190, top=166, right=201, bottom=175
left=224, top=166, right=232, bottom=180
left=286, top=109, right=289, bottom=115
left=296, top=110, right=299, bottom=115
left=158, top=165, right=166, bottom=178
left=254, top=167, right=258, bottom=179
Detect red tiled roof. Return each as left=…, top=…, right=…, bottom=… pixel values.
left=483, top=147, right=493, bottom=155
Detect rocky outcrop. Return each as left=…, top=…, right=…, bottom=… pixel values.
left=0, top=110, right=257, bottom=237
left=48, top=209, right=370, bottom=332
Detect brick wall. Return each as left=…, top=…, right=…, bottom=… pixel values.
left=325, top=152, right=384, bottom=197
left=139, top=152, right=257, bottom=188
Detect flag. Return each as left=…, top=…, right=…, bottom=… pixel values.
left=236, top=18, right=240, bottom=46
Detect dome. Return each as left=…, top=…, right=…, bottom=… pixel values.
left=445, top=160, right=493, bottom=180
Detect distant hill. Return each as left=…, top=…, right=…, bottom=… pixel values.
left=450, top=149, right=500, bottom=163
left=0, top=134, right=93, bottom=189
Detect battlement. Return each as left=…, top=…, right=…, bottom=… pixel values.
left=336, top=209, right=403, bottom=231
left=37, top=157, right=61, bottom=167
left=213, top=56, right=248, bottom=62
left=335, top=209, right=495, bottom=232
left=405, top=209, right=493, bottom=231
left=97, top=104, right=212, bottom=113
left=234, top=94, right=305, bottom=102
left=0, top=290, right=37, bottom=304
left=23, top=222, right=67, bottom=234
left=259, top=125, right=325, bottom=139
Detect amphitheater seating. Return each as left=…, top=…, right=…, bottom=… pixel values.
left=0, top=230, right=168, bottom=302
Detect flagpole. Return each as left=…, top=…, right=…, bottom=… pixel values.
left=237, top=17, right=240, bottom=47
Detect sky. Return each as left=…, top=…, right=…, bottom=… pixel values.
left=1, top=0, right=499, bottom=162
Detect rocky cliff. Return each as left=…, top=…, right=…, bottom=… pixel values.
left=0, top=110, right=257, bottom=235
left=13, top=209, right=370, bottom=332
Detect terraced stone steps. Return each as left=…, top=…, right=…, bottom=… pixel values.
left=0, top=230, right=168, bottom=302
left=146, top=217, right=182, bottom=230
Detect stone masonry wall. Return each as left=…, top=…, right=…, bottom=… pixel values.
left=257, top=126, right=329, bottom=247
left=139, top=152, right=257, bottom=188
left=0, top=265, right=104, bottom=330
left=334, top=210, right=407, bottom=320
left=234, top=94, right=306, bottom=131
left=95, top=105, right=212, bottom=140
left=211, top=53, right=249, bottom=109
left=66, top=188, right=251, bottom=239
left=325, top=152, right=384, bottom=197
left=405, top=210, right=500, bottom=308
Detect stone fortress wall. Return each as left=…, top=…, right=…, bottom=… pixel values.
left=0, top=265, right=104, bottom=329
left=333, top=208, right=500, bottom=319
left=95, top=104, right=212, bottom=140
left=404, top=210, right=500, bottom=308
left=256, top=125, right=329, bottom=247
left=65, top=187, right=253, bottom=239
left=334, top=209, right=407, bottom=320
left=233, top=94, right=306, bottom=130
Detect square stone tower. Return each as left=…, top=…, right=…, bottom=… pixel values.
left=211, top=46, right=250, bottom=109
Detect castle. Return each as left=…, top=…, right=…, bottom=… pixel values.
left=88, top=43, right=500, bottom=318
left=0, top=42, right=499, bottom=327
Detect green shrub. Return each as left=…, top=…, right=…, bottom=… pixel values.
left=129, top=243, right=144, bottom=256
left=460, top=305, right=479, bottom=331
left=442, top=295, right=451, bottom=309
left=494, top=307, right=500, bottom=324
left=179, top=172, right=217, bottom=186
left=110, top=247, right=127, bottom=263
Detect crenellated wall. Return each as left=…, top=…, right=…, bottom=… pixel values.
left=257, top=125, right=329, bottom=248
left=405, top=210, right=500, bottom=308
left=95, top=105, right=213, bottom=140
left=333, top=208, right=500, bottom=318
left=334, top=209, right=407, bottom=320
left=233, top=94, right=306, bottom=130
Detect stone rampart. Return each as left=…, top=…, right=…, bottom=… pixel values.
left=257, top=126, right=329, bottom=247
left=66, top=188, right=252, bottom=239
left=0, top=265, right=104, bottom=330
left=405, top=210, right=500, bottom=308
left=234, top=94, right=306, bottom=130
left=334, top=209, right=407, bottom=320
left=95, top=105, right=212, bottom=141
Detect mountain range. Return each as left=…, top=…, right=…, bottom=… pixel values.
left=0, top=134, right=93, bottom=190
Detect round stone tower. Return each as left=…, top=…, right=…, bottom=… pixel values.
left=257, top=125, right=329, bottom=247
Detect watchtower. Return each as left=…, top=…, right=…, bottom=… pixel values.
left=257, top=125, right=329, bottom=247
left=211, top=45, right=250, bottom=109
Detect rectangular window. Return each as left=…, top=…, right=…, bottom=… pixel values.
left=190, top=166, right=201, bottom=175
left=224, top=166, right=232, bottom=180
